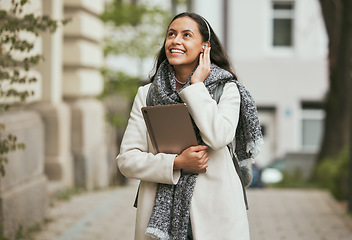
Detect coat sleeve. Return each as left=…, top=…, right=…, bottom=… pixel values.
left=116, top=85, right=181, bottom=185
left=178, top=82, right=240, bottom=150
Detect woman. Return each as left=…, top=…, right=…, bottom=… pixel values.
left=117, top=12, right=262, bottom=240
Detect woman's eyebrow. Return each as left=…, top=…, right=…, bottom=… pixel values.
left=182, top=29, right=194, bottom=35
left=167, top=28, right=195, bottom=35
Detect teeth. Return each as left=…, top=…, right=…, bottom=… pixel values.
left=171, top=49, right=184, bottom=54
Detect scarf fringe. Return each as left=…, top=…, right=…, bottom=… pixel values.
left=238, top=158, right=254, bottom=167
left=145, top=227, right=170, bottom=240
left=246, top=137, right=264, bottom=158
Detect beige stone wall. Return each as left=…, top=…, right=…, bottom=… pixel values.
left=28, top=0, right=75, bottom=190
left=0, top=0, right=110, bottom=237
left=0, top=111, right=48, bottom=239
left=63, top=0, right=104, bottom=97
left=62, top=0, right=109, bottom=190
left=0, top=1, right=49, bottom=238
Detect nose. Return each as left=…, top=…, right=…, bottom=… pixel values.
left=172, top=34, right=182, bottom=45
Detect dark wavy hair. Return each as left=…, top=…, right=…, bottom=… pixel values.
left=149, top=12, right=237, bottom=82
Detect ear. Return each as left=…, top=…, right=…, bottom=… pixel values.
left=202, top=41, right=211, bottom=49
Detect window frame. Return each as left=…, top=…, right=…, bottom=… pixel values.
left=267, top=0, right=296, bottom=56
left=300, top=108, right=325, bottom=151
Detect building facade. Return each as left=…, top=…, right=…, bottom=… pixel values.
left=0, top=0, right=110, bottom=238
left=224, top=0, right=328, bottom=169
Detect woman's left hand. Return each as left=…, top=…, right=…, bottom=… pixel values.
left=191, top=46, right=211, bottom=84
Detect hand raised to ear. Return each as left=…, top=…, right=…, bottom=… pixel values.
left=191, top=46, right=211, bottom=84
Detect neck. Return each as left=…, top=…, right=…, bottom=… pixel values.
left=173, top=65, right=194, bottom=83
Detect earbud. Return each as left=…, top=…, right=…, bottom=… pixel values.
left=202, top=45, right=207, bottom=49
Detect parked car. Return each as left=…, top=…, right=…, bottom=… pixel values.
left=261, top=158, right=284, bottom=185
left=249, top=158, right=284, bottom=188
left=249, top=163, right=264, bottom=188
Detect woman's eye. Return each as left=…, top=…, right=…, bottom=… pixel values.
left=167, top=32, right=175, bottom=37
left=184, top=33, right=191, bottom=37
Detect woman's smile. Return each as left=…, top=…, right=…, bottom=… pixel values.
left=170, top=48, right=185, bottom=56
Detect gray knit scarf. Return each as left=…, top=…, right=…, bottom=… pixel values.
left=145, top=60, right=263, bottom=240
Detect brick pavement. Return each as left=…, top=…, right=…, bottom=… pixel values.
left=247, top=189, right=352, bottom=240
left=31, top=184, right=138, bottom=240
left=30, top=185, right=352, bottom=240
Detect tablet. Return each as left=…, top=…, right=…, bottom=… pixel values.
left=141, top=103, right=198, bottom=154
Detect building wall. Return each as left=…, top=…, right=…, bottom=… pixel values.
left=62, top=0, right=109, bottom=190
left=30, top=0, right=109, bottom=190
left=0, top=0, right=109, bottom=237
left=192, top=0, right=226, bottom=44
left=0, top=1, right=48, bottom=238
left=225, top=0, right=328, bottom=166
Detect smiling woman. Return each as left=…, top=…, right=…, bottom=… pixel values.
left=116, top=12, right=262, bottom=240
left=150, top=12, right=236, bottom=88
left=164, top=17, right=206, bottom=80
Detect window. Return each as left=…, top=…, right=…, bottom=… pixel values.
left=272, top=1, right=294, bottom=47
left=301, top=102, right=324, bottom=150
left=302, top=118, right=323, bottom=148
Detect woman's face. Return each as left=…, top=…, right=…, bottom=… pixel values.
left=165, top=16, right=205, bottom=70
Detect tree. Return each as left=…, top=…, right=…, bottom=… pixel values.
left=317, top=0, right=352, bottom=162
left=316, top=0, right=352, bottom=209
left=100, top=0, right=171, bottom=128
left=100, top=0, right=171, bottom=185
left=0, top=0, right=66, bottom=176
left=101, top=0, right=171, bottom=77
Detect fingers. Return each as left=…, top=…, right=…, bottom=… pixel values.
left=191, top=146, right=209, bottom=168
left=199, top=152, right=209, bottom=168
left=189, top=145, right=208, bottom=152
left=177, top=145, right=209, bottom=173
left=196, top=46, right=211, bottom=80
left=203, top=46, right=211, bottom=65
left=191, top=46, right=211, bottom=84
left=200, top=46, right=211, bottom=66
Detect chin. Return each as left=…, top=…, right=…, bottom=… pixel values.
left=166, top=56, right=198, bottom=68
left=167, top=58, right=183, bottom=66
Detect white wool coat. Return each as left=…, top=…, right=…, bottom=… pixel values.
left=117, top=82, right=250, bottom=240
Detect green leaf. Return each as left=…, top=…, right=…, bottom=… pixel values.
left=20, top=0, right=28, bottom=6
left=0, top=10, right=7, bottom=18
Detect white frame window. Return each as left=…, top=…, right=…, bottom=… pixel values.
left=301, top=109, right=324, bottom=151
left=272, top=1, right=295, bottom=47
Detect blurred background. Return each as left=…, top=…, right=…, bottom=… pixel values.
left=0, top=0, right=351, bottom=239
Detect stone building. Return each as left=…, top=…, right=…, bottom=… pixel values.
left=220, top=0, right=328, bottom=171
left=0, top=0, right=110, bottom=238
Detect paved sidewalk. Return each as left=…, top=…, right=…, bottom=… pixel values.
left=247, top=189, right=352, bottom=240
left=30, top=185, right=352, bottom=240
left=31, top=184, right=138, bottom=240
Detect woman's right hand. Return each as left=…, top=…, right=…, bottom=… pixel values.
left=190, top=46, right=211, bottom=85
left=174, top=145, right=209, bottom=173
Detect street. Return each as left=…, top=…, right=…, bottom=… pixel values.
left=30, top=184, right=352, bottom=240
